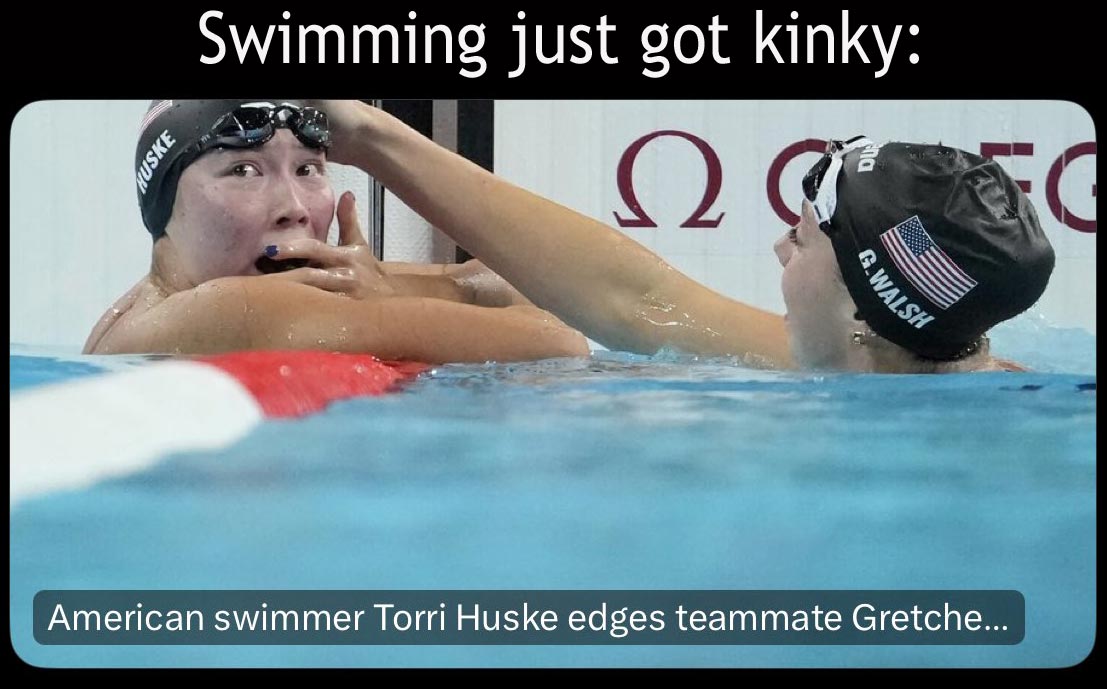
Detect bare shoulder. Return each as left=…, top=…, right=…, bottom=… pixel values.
left=985, top=357, right=1030, bottom=372
left=89, top=277, right=353, bottom=355
left=83, top=278, right=165, bottom=354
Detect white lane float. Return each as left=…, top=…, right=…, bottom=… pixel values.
left=10, top=351, right=428, bottom=507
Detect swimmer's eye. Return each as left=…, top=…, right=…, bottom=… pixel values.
left=229, top=163, right=261, bottom=178
left=297, top=162, right=326, bottom=177
left=788, top=226, right=799, bottom=244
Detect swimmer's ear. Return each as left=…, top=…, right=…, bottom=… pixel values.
left=337, top=191, right=369, bottom=247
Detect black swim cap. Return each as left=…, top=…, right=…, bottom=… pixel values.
left=134, top=99, right=310, bottom=238
left=817, top=139, right=1055, bottom=360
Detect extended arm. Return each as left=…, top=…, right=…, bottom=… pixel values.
left=318, top=101, right=792, bottom=367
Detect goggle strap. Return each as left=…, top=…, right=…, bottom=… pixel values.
left=811, top=137, right=873, bottom=226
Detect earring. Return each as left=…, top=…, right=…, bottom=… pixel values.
left=851, top=331, right=868, bottom=346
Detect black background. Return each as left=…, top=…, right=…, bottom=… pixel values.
left=0, top=4, right=1099, bottom=105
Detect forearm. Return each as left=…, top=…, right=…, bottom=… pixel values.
left=380, top=261, right=448, bottom=277
left=386, top=272, right=469, bottom=303
left=96, top=279, right=588, bottom=363
left=366, top=301, right=589, bottom=363
left=343, top=107, right=669, bottom=350
left=379, top=262, right=527, bottom=306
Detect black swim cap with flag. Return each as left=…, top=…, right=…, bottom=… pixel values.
left=804, top=137, right=1056, bottom=361
left=134, top=99, right=325, bottom=238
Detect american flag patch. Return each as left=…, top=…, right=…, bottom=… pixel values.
left=879, top=216, right=977, bottom=310
left=138, top=100, right=173, bottom=136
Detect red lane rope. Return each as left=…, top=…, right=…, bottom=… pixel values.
left=198, top=351, right=430, bottom=418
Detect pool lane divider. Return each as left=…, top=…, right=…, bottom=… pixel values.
left=10, top=351, right=428, bottom=507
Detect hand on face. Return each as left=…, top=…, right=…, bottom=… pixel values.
left=260, top=191, right=396, bottom=299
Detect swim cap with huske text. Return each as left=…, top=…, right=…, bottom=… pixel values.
left=134, top=99, right=307, bottom=238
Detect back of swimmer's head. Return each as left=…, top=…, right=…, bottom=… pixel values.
left=134, top=99, right=324, bottom=239
left=814, top=137, right=1055, bottom=361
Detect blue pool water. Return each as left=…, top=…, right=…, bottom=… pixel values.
left=8, top=322, right=1097, bottom=668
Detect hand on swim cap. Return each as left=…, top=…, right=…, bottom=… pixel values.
left=302, top=100, right=375, bottom=166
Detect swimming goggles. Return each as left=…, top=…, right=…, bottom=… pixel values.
left=194, top=102, right=330, bottom=153
left=802, top=135, right=872, bottom=232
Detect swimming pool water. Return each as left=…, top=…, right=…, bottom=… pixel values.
left=8, top=322, right=1097, bottom=668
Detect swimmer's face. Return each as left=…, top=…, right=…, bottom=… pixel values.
left=164, top=129, right=334, bottom=284
left=773, top=200, right=857, bottom=369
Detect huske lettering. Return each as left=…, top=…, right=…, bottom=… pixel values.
left=136, top=130, right=177, bottom=195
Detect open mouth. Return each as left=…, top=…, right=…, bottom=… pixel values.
left=255, top=255, right=313, bottom=274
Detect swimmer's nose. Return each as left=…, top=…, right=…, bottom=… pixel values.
left=271, top=180, right=311, bottom=230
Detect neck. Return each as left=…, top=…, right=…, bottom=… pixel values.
left=149, top=237, right=196, bottom=296
left=853, top=332, right=993, bottom=374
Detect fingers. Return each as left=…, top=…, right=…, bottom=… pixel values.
left=267, top=238, right=351, bottom=266
left=267, top=264, right=394, bottom=299
left=337, top=191, right=369, bottom=247
left=269, top=266, right=357, bottom=294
